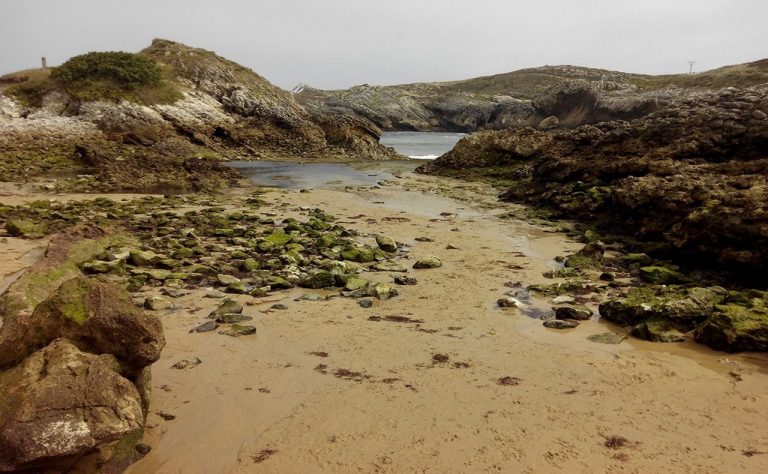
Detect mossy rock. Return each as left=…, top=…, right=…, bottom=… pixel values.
left=375, top=234, right=397, bottom=253
left=554, top=305, right=593, bottom=321
left=300, top=271, right=336, bottom=289
left=6, top=219, right=46, bottom=238
left=413, top=256, right=443, bottom=269
left=694, top=304, right=768, bottom=352
left=639, top=266, right=689, bottom=285
left=564, top=242, right=605, bottom=270
left=264, top=230, right=292, bottom=247
left=631, top=317, right=686, bottom=343
left=621, top=253, right=653, bottom=267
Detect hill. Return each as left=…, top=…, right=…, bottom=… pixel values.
left=297, top=59, right=768, bottom=132
left=0, top=39, right=398, bottom=192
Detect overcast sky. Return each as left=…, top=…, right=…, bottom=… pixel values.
left=1, top=0, right=766, bottom=90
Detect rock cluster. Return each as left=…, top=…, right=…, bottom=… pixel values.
left=0, top=233, right=165, bottom=472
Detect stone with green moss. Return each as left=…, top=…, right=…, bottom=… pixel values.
left=413, top=256, right=443, bottom=269
left=564, top=242, right=605, bottom=270
left=695, top=303, right=768, bottom=352
left=129, top=249, right=158, bottom=266
left=639, top=266, right=689, bottom=285
left=631, top=317, right=686, bottom=343
left=6, top=219, right=46, bottom=238
left=375, top=234, right=397, bottom=253
left=300, top=271, right=336, bottom=289
left=264, top=230, right=292, bottom=247
left=344, top=276, right=370, bottom=291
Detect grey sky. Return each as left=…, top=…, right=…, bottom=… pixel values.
left=1, top=0, right=766, bottom=90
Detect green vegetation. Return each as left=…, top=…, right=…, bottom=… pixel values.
left=4, top=51, right=181, bottom=107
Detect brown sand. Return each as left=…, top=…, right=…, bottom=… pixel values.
left=3, top=172, right=768, bottom=473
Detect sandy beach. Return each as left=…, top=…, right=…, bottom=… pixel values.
left=17, top=171, right=742, bottom=473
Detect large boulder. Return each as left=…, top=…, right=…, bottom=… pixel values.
left=695, top=303, right=768, bottom=352
left=0, top=276, right=165, bottom=371
left=0, top=339, right=144, bottom=472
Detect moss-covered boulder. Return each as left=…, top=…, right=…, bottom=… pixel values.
left=375, top=234, right=397, bottom=253
left=413, top=256, right=443, bottom=269
left=631, top=317, right=686, bottom=342
left=639, top=266, right=689, bottom=285
left=300, top=270, right=336, bottom=289
left=554, top=305, right=593, bottom=320
left=695, top=304, right=768, bottom=352
left=599, top=286, right=725, bottom=329
left=5, top=219, right=46, bottom=238
left=564, top=241, right=605, bottom=270
left=0, top=276, right=165, bottom=371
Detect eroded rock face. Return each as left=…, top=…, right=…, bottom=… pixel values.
left=421, top=85, right=768, bottom=276
left=0, top=339, right=144, bottom=472
left=0, top=276, right=165, bottom=371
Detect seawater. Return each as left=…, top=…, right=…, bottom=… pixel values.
left=379, top=131, right=464, bottom=159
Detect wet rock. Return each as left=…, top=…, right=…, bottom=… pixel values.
left=551, top=295, right=575, bottom=304
left=497, top=297, right=519, bottom=308
left=0, top=339, right=144, bottom=472
left=414, top=237, right=435, bottom=242
left=371, top=283, right=397, bottom=300
left=82, top=258, right=124, bottom=274
left=144, top=296, right=174, bottom=311
left=544, top=319, right=580, bottom=329
left=209, top=298, right=243, bottom=318
left=5, top=218, right=46, bottom=238
left=129, top=249, right=158, bottom=266
left=393, top=275, right=418, bottom=285
left=564, top=241, right=605, bottom=270
left=190, top=321, right=219, bottom=333
left=554, top=305, right=593, bottom=320
left=266, top=276, right=293, bottom=290
left=413, top=256, right=442, bottom=269
left=358, top=299, right=373, bottom=308
left=621, top=253, right=653, bottom=267
left=695, top=304, right=768, bottom=352
left=216, top=313, right=253, bottom=324
left=631, top=318, right=686, bottom=343
left=204, top=289, right=227, bottom=298
left=300, top=270, right=336, bottom=289
left=171, top=357, right=202, bottom=369
left=372, top=260, right=408, bottom=272
left=219, top=324, right=257, bottom=337
left=226, top=281, right=248, bottom=294
left=587, top=332, right=627, bottom=344
left=543, top=267, right=580, bottom=278
left=344, top=276, right=370, bottom=291
left=135, top=443, right=152, bottom=456
left=216, top=273, right=241, bottom=286
left=0, top=277, right=165, bottom=371
left=375, top=234, right=397, bottom=253
left=599, top=272, right=616, bottom=281
left=639, top=266, right=689, bottom=285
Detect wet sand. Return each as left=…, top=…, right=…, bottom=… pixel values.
left=3, top=170, right=768, bottom=473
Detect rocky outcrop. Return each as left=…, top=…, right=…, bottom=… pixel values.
left=419, top=85, right=768, bottom=278
left=296, top=59, right=768, bottom=132
left=0, top=230, right=165, bottom=472
left=0, top=339, right=144, bottom=472
left=0, top=39, right=398, bottom=190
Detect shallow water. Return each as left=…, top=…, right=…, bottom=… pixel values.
left=228, top=161, right=399, bottom=189
left=380, top=131, right=465, bottom=159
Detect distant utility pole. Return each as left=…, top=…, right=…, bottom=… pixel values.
left=687, top=61, right=696, bottom=75
left=41, top=57, right=47, bottom=70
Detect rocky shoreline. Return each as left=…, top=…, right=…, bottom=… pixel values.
left=418, top=84, right=768, bottom=353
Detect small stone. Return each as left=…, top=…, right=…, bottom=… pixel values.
left=209, top=298, right=243, bottom=318
left=544, top=319, right=580, bottom=329
left=171, top=357, right=202, bottom=369
left=297, top=294, right=325, bottom=301
left=216, top=313, right=253, bottom=324
left=587, top=332, right=627, bottom=344
left=372, top=261, right=408, bottom=272
left=375, top=234, right=398, bottom=253
left=217, top=274, right=242, bottom=286
left=358, top=299, right=373, bottom=308
left=497, top=297, right=519, bottom=308
left=413, top=256, right=442, bottom=269
left=446, top=244, right=460, bottom=250
left=270, top=304, right=288, bottom=310
left=226, top=281, right=248, bottom=294
left=190, top=321, right=219, bottom=333
left=129, top=249, right=158, bottom=266
left=204, top=289, right=227, bottom=298
left=219, top=324, right=257, bottom=337
left=135, top=443, right=152, bottom=455
left=554, top=305, right=593, bottom=321
left=393, top=275, right=417, bottom=285
left=551, top=295, right=575, bottom=304
left=599, top=272, right=616, bottom=281
left=344, top=276, right=370, bottom=291
left=414, top=237, right=434, bottom=242
left=371, top=283, right=397, bottom=300
left=144, top=296, right=173, bottom=311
